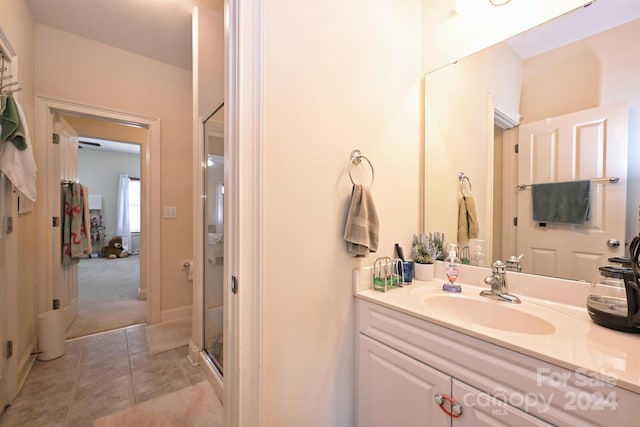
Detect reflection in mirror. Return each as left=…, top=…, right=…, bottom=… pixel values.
left=424, top=0, right=640, bottom=281
left=203, top=103, right=224, bottom=375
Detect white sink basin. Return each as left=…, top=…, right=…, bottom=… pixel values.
left=422, top=294, right=556, bottom=335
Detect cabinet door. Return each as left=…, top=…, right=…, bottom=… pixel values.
left=452, top=380, right=553, bottom=427
left=358, top=334, right=451, bottom=427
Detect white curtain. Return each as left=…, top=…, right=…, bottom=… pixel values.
left=116, top=174, right=131, bottom=251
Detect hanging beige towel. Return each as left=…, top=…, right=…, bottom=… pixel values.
left=458, top=194, right=479, bottom=244
left=344, top=184, right=379, bottom=257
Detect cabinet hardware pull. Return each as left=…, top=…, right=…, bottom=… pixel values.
left=434, top=394, right=463, bottom=418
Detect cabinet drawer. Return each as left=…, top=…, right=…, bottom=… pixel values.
left=357, top=299, right=638, bottom=426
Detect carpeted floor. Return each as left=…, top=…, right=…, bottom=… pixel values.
left=92, top=380, right=222, bottom=427
left=66, top=255, right=146, bottom=339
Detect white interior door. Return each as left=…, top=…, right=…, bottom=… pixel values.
left=517, top=103, right=628, bottom=281
left=52, top=114, right=80, bottom=329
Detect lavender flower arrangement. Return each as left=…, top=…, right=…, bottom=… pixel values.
left=412, top=232, right=446, bottom=264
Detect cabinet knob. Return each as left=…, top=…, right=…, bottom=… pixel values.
left=435, top=393, right=463, bottom=418
left=451, top=403, right=463, bottom=417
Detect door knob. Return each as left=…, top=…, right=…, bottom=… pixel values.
left=607, top=239, right=621, bottom=248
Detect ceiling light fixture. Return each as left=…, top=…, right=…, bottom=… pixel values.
left=489, top=0, right=512, bottom=5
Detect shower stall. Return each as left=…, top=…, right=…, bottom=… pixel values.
left=203, top=104, right=224, bottom=375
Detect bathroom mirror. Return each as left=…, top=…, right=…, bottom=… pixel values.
left=424, top=0, right=640, bottom=281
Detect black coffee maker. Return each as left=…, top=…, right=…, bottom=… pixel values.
left=586, top=236, right=640, bottom=333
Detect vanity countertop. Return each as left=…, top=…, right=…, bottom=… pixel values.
left=355, top=276, right=640, bottom=394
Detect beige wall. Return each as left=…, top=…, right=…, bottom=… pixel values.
left=0, top=0, right=37, bottom=395
left=262, top=1, right=423, bottom=424
left=197, top=6, right=224, bottom=118
left=35, top=24, right=194, bottom=314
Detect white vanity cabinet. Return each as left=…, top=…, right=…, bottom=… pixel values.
left=356, top=299, right=638, bottom=427
left=358, top=335, right=550, bottom=427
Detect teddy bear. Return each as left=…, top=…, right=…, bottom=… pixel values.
left=101, top=236, right=130, bottom=259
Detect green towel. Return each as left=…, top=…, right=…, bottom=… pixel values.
left=531, top=180, right=591, bottom=225
left=0, top=95, right=27, bottom=151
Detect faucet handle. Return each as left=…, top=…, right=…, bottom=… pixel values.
left=505, top=254, right=523, bottom=272
left=492, top=260, right=507, bottom=274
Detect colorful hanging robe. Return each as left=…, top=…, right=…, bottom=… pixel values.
left=62, top=182, right=91, bottom=265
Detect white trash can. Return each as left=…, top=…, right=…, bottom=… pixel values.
left=37, top=310, right=66, bottom=361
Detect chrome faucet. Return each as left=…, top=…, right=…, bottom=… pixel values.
left=480, top=260, right=521, bottom=304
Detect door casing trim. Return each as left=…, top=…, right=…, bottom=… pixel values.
left=35, top=96, right=162, bottom=323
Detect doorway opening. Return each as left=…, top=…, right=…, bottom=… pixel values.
left=35, top=96, right=162, bottom=331
left=63, top=115, right=147, bottom=338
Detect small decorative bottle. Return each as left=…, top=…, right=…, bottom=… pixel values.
left=442, top=245, right=461, bottom=293
left=471, top=244, right=484, bottom=266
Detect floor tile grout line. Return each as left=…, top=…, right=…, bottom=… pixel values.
left=65, top=337, right=85, bottom=426
left=126, top=327, right=140, bottom=405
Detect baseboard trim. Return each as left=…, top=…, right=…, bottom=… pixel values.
left=188, top=340, right=200, bottom=366
left=14, top=337, right=37, bottom=401
left=160, top=305, right=192, bottom=322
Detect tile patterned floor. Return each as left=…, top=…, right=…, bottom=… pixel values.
left=0, top=324, right=206, bottom=427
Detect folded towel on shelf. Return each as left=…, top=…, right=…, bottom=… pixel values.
left=458, top=193, right=480, bottom=244
left=0, top=96, right=37, bottom=201
left=531, top=180, right=591, bottom=224
left=0, top=95, right=27, bottom=150
left=343, top=184, right=379, bottom=257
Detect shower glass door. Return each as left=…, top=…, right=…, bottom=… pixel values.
left=203, top=105, right=224, bottom=375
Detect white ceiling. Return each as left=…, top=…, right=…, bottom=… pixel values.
left=27, top=0, right=638, bottom=80
left=507, top=0, right=640, bottom=59
left=79, top=137, right=141, bottom=155
left=27, top=0, right=223, bottom=70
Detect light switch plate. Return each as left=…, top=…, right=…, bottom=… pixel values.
left=164, top=206, right=177, bottom=219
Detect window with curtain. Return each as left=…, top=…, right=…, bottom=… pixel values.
left=128, top=178, right=141, bottom=233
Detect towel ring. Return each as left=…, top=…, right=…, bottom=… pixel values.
left=349, top=150, right=375, bottom=188
left=459, top=172, right=472, bottom=195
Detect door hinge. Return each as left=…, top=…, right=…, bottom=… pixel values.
left=514, top=143, right=519, bottom=154
left=52, top=133, right=60, bottom=144
left=6, top=340, right=13, bottom=359
left=231, top=275, right=238, bottom=294
left=4, top=216, right=13, bottom=234
left=513, top=217, right=518, bottom=226
left=52, top=216, right=60, bottom=227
